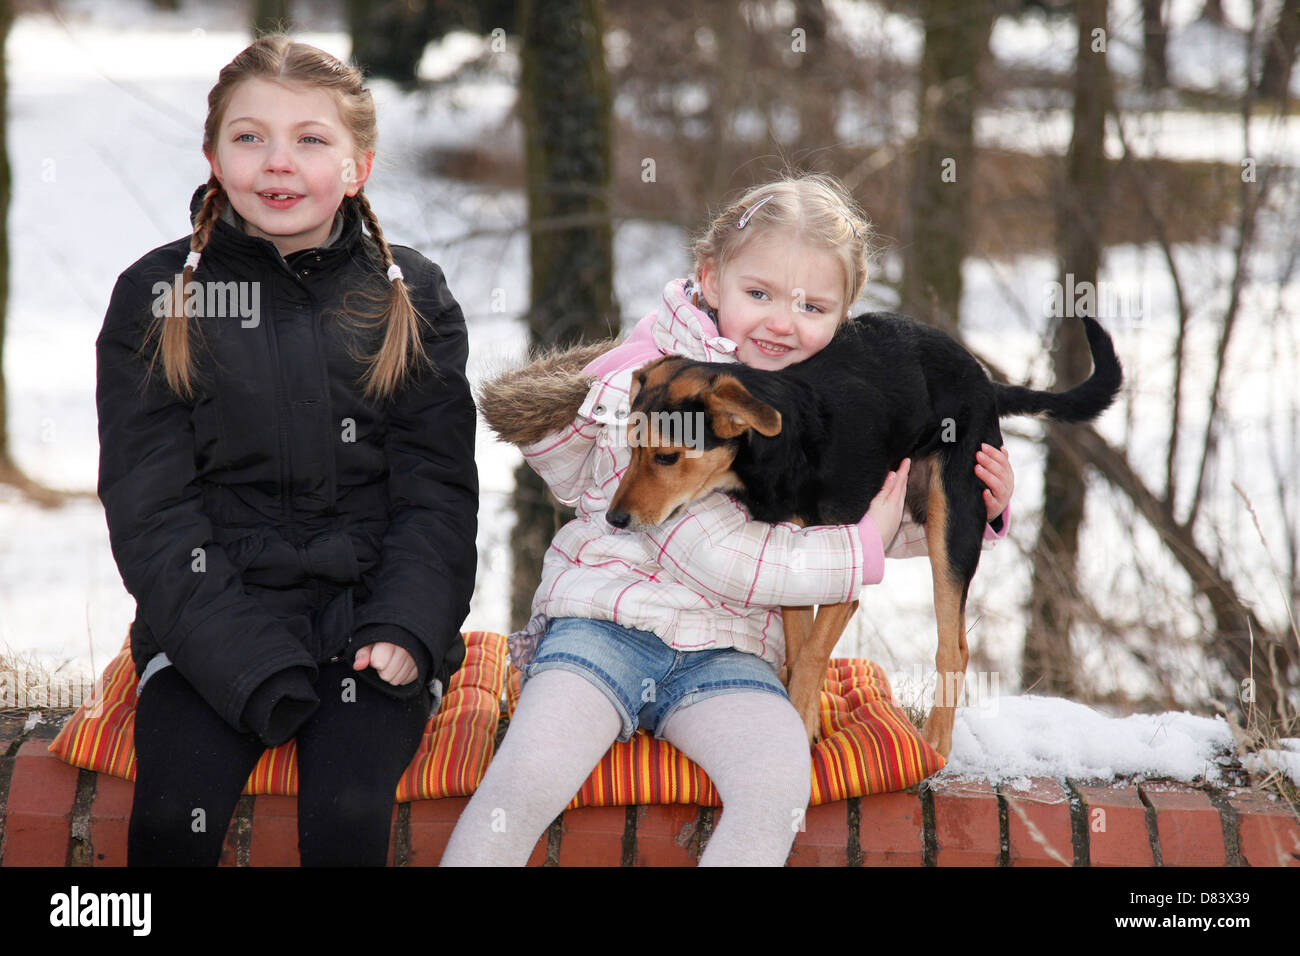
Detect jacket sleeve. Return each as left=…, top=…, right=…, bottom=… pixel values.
left=519, top=415, right=605, bottom=508
left=96, top=271, right=319, bottom=732
left=520, top=314, right=662, bottom=506
left=351, top=261, right=479, bottom=688
left=638, top=492, right=864, bottom=607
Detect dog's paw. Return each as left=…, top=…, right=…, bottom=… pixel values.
left=920, top=712, right=954, bottom=760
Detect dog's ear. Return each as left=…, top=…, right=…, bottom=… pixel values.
left=707, top=376, right=782, bottom=438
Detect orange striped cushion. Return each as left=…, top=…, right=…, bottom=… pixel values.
left=506, top=656, right=943, bottom=807
left=49, top=630, right=508, bottom=800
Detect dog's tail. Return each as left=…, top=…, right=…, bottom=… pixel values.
left=995, top=316, right=1123, bottom=423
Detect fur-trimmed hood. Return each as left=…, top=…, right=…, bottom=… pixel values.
left=475, top=279, right=738, bottom=447
left=475, top=340, right=612, bottom=447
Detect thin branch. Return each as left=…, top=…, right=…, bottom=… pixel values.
left=1107, top=109, right=1191, bottom=507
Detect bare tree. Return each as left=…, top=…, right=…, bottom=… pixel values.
left=1142, top=0, right=1169, bottom=90
left=1198, top=0, right=1226, bottom=24
left=1023, top=0, right=1110, bottom=696
left=347, top=0, right=437, bottom=84
left=0, top=0, right=59, bottom=505
left=511, top=0, right=616, bottom=630
left=1258, top=0, right=1300, bottom=100
left=252, top=0, right=292, bottom=36
left=0, top=0, right=11, bottom=483
left=901, top=0, right=999, bottom=326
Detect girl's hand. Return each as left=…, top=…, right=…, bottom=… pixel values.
left=354, top=642, right=418, bottom=686
left=866, top=458, right=911, bottom=549
left=976, top=444, right=1014, bottom=522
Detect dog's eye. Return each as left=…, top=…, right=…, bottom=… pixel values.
left=653, top=452, right=681, bottom=466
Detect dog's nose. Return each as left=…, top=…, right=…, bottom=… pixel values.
left=606, top=510, right=630, bottom=529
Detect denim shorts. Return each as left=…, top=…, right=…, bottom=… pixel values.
left=523, top=617, right=789, bottom=742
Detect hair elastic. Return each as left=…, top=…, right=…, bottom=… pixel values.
left=387, top=263, right=404, bottom=283
left=736, top=195, right=775, bottom=229
left=185, top=250, right=202, bottom=271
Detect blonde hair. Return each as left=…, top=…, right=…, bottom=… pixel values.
left=692, top=172, right=872, bottom=314
left=150, top=33, right=428, bottom=402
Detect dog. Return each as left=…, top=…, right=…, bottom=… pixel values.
left=604, top=312, right=1122, bottom=758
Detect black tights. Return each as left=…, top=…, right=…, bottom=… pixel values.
left=128, top=660, right=429, bottom=866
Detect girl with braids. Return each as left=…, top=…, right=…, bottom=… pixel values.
left=95, top=34, right=477, bottom=866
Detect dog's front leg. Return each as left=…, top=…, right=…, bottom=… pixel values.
left=780, top=605, right=815, bottom=686
left=785, top=600, right=858, bottom=744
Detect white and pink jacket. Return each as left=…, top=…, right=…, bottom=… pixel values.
left=513, top=279, right=1008, bottom=671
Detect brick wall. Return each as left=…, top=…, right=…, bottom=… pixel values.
left=3, top=711, right=1297, bottom=866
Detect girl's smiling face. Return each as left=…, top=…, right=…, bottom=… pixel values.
left=700, top=231, right=847, bottom=371
left=206, top=78, right=373, bottom=257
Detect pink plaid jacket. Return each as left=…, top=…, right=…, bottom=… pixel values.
left=516, top=279, right=1006, bottom=670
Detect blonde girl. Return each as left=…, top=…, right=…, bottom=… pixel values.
left=444, top=174, right=1012, bottom=866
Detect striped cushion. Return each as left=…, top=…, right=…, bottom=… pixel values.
left=49, top=630, right=508, bottom=800
left=506, top=656, right=943, bottom=807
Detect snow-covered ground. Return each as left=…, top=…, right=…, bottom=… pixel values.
left=1, top=0, right=1297, bottom=786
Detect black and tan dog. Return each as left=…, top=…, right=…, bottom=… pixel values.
left=605, top=313, right=1122, bottom=758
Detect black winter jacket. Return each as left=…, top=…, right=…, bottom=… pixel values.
left=96, top=185, right=478, bottom=742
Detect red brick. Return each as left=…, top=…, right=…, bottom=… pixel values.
left=558, top=806, right=626, bottom=866
left=931, top=778, right=1001, bottom=867
left=88, top=772, right=135, bottom=867
left=859, top=790, right=924, bottom=865
left=407, top=796, right=468, bottom=866
left=1075, top=784, right=1154, bottom=867
left=407, top=796, right=548, bottom=865
left=2, top=740, right=80, bottom=865
left=788, top=801, right=849, bottom=867
left=1227, top=789, right=1300, bottom=868
left=526, top=827, right=550, bottom=866
left=1001, top=778, right=1073, bottom=866
left=633, top=804, right=702, bottom=866
left=249, top=794, right=299, bottom=866
left=1142, top=785, right=1225, bottom=866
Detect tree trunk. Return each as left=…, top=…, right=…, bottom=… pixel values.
left=901, top=0, right=998, bottom=328
left=1023, top=0, right=1110, bottom=697
left=511, top=0, right=616, bottom=631
left=1258, top=0, right=1300, bottom=100
left=252, top=0, right=292, bottom=36
left=794, top=0, right=837, bottom=148
left=1142, top=0, right=1169, bottom=90
left=0, top=0, right=10, bottom=471
left=1197, top=0, right=1226, bottom=24
left=347, top=0, right=438, bottom=85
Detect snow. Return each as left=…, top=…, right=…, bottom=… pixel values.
left=1242, top=739, right=1300, bottom=787
left=1, top=2, right=1297, bottom=789
left=942, top=694, right=1237, bottom=786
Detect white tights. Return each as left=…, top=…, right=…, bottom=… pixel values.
left=440, top=669, right=811, bottom=866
